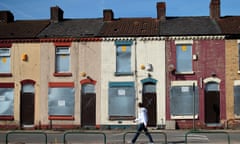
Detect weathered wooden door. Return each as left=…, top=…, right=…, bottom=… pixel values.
left=142, top=83, right=157, bottom=127
left=143, top=93, right=157, bottom=126
left=20, top=93, right=34, bottom=126
left=81, top=84, right=96, bottom=127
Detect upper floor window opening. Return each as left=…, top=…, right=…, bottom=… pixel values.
left=176, top=44, right=193, bottom=74
left=115, top=41, right=133, bottom=76
left=0, top=48, right=11, bottom=75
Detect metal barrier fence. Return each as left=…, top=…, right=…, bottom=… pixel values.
left=63, top=131, right=107, bottom=144
left=185, top=130, right=231, bottom=144
left=6, top=131, right=48, bottom=144
left=3, top=130, right=232, bottom=144
left=123, top=131, right=167, bottom=144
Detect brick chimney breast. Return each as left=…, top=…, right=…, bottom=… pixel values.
left=103, top=9, right=114, bottom=22
left=50, top=6, right=64, bottom=23
left=157, top=2, right=166, bottom=21
left=210, top=0, right=220, bottom=19
left=0, top=11, right=14, bottom=23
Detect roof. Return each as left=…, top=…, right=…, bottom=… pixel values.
left=160, top=17, right=222, bottom=36
left=98, top=18, right=159, bottom=37
left=217, top=16, right=240, bottom=35
left=0, top=20, right=50, bottom=39
left=38, top=18, right=103, bottom=38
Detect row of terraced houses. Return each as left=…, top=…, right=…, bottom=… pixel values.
left=1, top=0, right=240, bottom=130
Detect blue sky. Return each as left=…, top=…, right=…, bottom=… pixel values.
left=0, top=0, right=240, bottom=20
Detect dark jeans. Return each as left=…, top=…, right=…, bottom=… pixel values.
left=131, top=123, right=154, bottom=143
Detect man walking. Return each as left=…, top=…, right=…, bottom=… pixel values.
left=131, top=102, right=154, bottom=144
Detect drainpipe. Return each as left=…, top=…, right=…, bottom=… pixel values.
left=134, top=38, right=138, bottom=112
left=193, top=82, right=196, bottom=131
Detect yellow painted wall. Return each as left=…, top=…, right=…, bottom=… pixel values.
left=225, top=40, right=240, bottom=119
left=0, top=43, right=40, bottom=126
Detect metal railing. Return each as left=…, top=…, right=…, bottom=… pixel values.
left=63, top=131, right=107, bottom=144
left=6, top=131, right=48, bottom=144
left=3, top=130, right=232, bottom=144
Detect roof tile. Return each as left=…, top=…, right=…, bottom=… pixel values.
left=0, top=20, right=49, bottom=39
left=98, top=18, right=159, bottom=37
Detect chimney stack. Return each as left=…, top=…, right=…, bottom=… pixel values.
left=157, top=2, right=166, bottom=21
left=0, top=11, right=14, bottom=23
left=103, top=9, right=114, bottom=21
left=50, top=6, right=64, bottom=23
left=210, top=0, right=220, bottom=19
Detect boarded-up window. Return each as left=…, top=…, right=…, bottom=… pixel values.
left=205, top=82, right=219, bottom=91
left=176, top=44, right=192, bottom=72
left=115, top=41, right=133, bottom=75
left=55, top=47, right=70, bottom=72
left=0, top=48, right=11, bottom=73
left=0, top=87, right=14, bottom=115
left=108, top=82, right=135, bottom=119
left=234, top=85, right=240, bottom=116
left=238, top=44, right=240, bottom=71
left=143, top=83, right=156, bottom=93
left=48, top=87, right=74, bottom=116
left=82, top=84, right=95, bottom=94
left=170, top=85, right=198, bottom=116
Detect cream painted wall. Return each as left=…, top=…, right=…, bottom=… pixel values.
left=78, top=41, right=102, bottom=126
left=100, top=38, right=166, bottom=126
left=40, top=41, right=101, bottom=126
left=40, top=42, right=81, bottom=125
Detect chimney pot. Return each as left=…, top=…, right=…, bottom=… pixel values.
left=157, top=2, right=166, bottom=21
left=50, top=6, right=64, bottom=23
left=0, top=11, right=14, bottom=23
left=103, top=9, right=114, bottom=21
left=210, top=0, right=220, bottom=19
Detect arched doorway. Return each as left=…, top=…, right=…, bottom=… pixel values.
left=204, top=82, right=220, bottom=124
left=20, top=80, right=35, bottom=128
left=141, top=78, right=157, bottom=127
left=80, top=79, right=96, bottom=127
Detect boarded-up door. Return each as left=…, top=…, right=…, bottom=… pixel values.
left=142, top=83, right=157, bottom=127
left=20, top=93, right=34, bottom=126
left=81, top=84, right=96, bottom=127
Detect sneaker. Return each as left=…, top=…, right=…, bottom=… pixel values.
left=127, top=140, right=134, bottom=144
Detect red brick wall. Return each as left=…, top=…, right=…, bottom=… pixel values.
left=166, top=39, right=226, bottom=128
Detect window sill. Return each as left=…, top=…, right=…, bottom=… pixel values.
left=175, top=71, right=195, bottom=75
left=0, top=73, right=12, bottom=77
left=114, top=72, right=134, bottom=76
left=109, top=116, right=135, bottom=120
left=234, top=115, right=240, bottom=119
left=48, top=115, right=74, bottom=120
left=0, top=116, right=14, bottom=120
left=53, top=73, right=72, bottom=77
left=171, top=115, right=198, bottom=119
